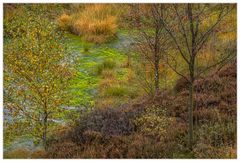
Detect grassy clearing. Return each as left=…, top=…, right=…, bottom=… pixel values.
left=63, top=33, right=141, bottom=109
left=65, top=33, right=137, bottom=108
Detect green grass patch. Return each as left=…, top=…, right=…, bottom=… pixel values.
left=96, top=59, right=116, bottom=75
left=64, top=33, right=129, bottom=107
left=104, top=86, right=128, bottom=97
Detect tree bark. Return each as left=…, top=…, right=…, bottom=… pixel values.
left=154, top=59, right=160, bottom=94
left=188, top=80, right=194, bottom=150
left=154, top=20, right=160, bottom=95
left=42, top=100, right=48, bottom=151
left=42, top=111, right=48, bottom=150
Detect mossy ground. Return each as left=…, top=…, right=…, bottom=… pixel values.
left=65, top=33, right=130, bottom=108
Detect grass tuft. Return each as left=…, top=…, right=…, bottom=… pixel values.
left=96, top=59, right=116, bottom=75
left=58, top=4, right=118, bottom=44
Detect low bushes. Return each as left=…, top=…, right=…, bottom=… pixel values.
left=73, top=107, right=135, bottom=142
left=4, top=148, right=46, bottom=159
left=134, top=106, right=176, bottom=137
left=195, top=121, right=236, bottom=148
left=47, top=141, right=81, bottom=159
left=30, top=149, right=46, bottom=159
left=46, top=98, right=190, bottom=158
left=4, top=149, right=31, bottom=159
left=45, top=62, right=236, bottom=159
left=193, top=121, right=236, bottom=158
left=169, top=62, right=236, bottom=123
left=193, top=144, right=236, bottom=159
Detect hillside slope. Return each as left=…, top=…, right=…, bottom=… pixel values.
left=43, top=61, right=237, bottom=158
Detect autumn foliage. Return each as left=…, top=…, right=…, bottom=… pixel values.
left=3, top=3, right=236, bottom=159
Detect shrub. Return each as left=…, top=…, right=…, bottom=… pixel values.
left=126, top=134, right=158, bottom=158
left=126, top=132, right=187, bottom=158
left=46, top=62, right=236, bottom=159
left=73, top=107, right=135, bottom=144
left=79, top=144, right=107, bottom=158
left=57, top=13, right=72, bottom=30
left=4, top=148, right=31, bottom=159
left=174, top=76, right=189, bottom=93
left=30, top=149, right=46, bottom=159
left=167, top=62, right=236, bottom=123
left=82, top=130, right=105, bottom=144
left=192, top=119, right=236, bottom=158
left=132, top=105, right=188, bottom=158
left=134, top=105, right=187, bottom=138
left=193, top=144, right=236, bottom=159
left=134, top=106, right=174, bottom=137
left=217, top=61, right=236, bottom=78
left=195, top=121, right=236, bottom=148
left=46, top=141, right=81, bottom=159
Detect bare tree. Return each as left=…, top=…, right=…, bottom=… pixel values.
left=130, top=4, right=170, bottom=95
left=160, top=4, right=235, bottom=149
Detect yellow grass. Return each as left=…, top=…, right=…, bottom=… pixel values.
left=58, top=4, right=118, bottom=44
left=57, top=13, right=72, bottom=30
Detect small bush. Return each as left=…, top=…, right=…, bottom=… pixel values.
left=46, top=141, right=81, bottom=159
left=4, top=148, right=31, bottom=159
left=57, top=13, right=72, bottom=30
left=192, top=119, right=236, bottom=158
left=134, top=105, right=187, bottom=140
left=126, top=134, right=158, bottom=158
left=30, top=149, right=46, bottom=159
left=174, top=77, right=189, bottom=93
left=134, top=106, right=173, bottom=137
left=193, top=144, right=236, bottom=159
left=72, top=106, right=137, bottom=144
left=195, top=121, right=236, bottom=147
left=82, top=130, right=105, bottom=144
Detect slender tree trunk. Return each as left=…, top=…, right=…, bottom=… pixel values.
left=188, top=79, right=194, bottom=150
left=154, top=59, right=160, bottom=94
left=43, top=111, right=48, bottom=150
left=188, top=51, right=195, bottom=150
left=188, top=4, right=195, bottom=150
left=42, top=100, right=48, bottom=151
left=154, top=22, right=160, bottom=95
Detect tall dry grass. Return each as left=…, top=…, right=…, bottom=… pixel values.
left=57, top=4, right=118, bottom=44
left=57, top=13, right=72, bottom=30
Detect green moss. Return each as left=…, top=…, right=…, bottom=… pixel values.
left=64, top=32, right=129, bottom=107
